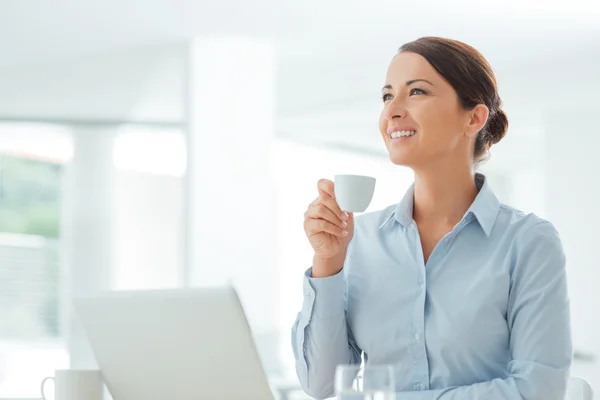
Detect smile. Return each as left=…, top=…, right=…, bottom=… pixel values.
left=390, top=130, right=416, bottom=139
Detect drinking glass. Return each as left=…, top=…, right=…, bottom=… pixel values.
left=334, top=364, right=395, bottom=400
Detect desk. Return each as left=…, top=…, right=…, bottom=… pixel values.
left=0, top=380, right=308, bottom=400
left=270, top=379, right=311, bottom=400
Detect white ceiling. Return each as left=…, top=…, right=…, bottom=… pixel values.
left=1, top=0, right=599, bottom=68
left=1, top=0, right=599, bottom=172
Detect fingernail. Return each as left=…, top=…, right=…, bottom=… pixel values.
left=342, top=221, right=347, bottom=228
left=342, top=230, right=348, bottom=236
left=342, top=212, right=349, bottom=220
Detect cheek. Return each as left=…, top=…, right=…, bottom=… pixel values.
left=378, top=113, right=387, bottom=135
left=418, top=106, right=445, bottom=131
left=419, top=104, right=462, bottom=144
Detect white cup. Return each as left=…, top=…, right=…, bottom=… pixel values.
left=334, top=174, right=376, bottom=213
left=41, top=369, right=103, bottom=400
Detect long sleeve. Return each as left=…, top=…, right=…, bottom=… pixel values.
left=291, top=268, right=362, bottom=399
left=393, top=221, right=573, bottom=400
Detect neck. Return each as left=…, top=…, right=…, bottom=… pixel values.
left=412, top=163, right=479, bottom=227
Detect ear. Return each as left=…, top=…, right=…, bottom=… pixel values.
left=464, top=104, right=489, bottom=138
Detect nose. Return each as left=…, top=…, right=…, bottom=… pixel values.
left=382, top=97, right=408, bottom=121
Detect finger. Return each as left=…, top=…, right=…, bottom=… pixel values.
left=308, top=194, right=348, bottom=222
left=305, top=218, right=348, bottom=237
left=305, top=204, right=347, bottom=229
left=321, top=193, right=349, bottom=221
left=309, top=195, right=321, bottom=207
left=317, top=179, right=335, bottom=199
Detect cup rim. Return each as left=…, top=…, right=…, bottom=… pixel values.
left=334, top=174, right=376, bottom=180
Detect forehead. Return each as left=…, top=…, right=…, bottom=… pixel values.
left=385, top=51, right=440, bottom=84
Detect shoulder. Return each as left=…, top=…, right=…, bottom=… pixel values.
left=497, top=203, right=566, bottom=276
left=497, top=203, right=562, bottom=245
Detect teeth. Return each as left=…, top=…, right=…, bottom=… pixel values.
left=390, top=130, right=416, bottom=138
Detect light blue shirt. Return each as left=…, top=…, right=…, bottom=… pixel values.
left=291, top=173, right=572, bottom=399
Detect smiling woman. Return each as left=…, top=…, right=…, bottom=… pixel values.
left=292, top=36, right=571, bottom=400
left=380, top=37, right=508, bottom=168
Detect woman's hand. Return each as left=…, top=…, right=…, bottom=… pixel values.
left=304, top=179, right=354, bottom=277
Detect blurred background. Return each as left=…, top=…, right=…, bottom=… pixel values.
left=0, top=0, right=599, bottom=398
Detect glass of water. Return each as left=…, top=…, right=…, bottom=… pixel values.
left=335, top=364, right=395, bottom=400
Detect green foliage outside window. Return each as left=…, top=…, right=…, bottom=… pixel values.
left=0, top=154, right=61, bottom=339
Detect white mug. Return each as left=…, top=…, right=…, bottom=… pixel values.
left=334, top=174, right=376, bottom=213
left=41, top=369, right=103, bottom=400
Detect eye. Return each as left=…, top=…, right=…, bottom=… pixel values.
left=381, top=93, right=393, bottom=102
left=410, top=88, right=427, bottom=96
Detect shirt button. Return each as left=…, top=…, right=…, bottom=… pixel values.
left=419, top=382, right=425, bottom=390
left=415, top=333, right=421, bottom=340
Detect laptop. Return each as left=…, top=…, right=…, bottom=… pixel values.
left=73, top=286, right=275, bottom=400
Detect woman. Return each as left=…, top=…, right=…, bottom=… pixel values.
left=291, top=37, right=572, bottom=399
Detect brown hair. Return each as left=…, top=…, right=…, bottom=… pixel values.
left=399, top=37, right=508, bottom=164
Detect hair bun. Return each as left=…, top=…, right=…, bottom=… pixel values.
left=486, top=108, right=508, bottom=145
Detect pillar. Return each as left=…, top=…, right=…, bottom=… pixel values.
left=60, top=126, right=116, bottom=369
left=184, top=37, right=278, bottom=333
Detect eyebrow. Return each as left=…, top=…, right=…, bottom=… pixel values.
left=381, top=79, right=435, bottom=91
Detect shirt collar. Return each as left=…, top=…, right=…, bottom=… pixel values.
left=379, top=173, right=500, bottom=237
left=378, top=183, right=415, bottom=230
left=467, top=173, right=501, bottom=236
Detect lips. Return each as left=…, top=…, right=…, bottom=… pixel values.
left=387, top=125, right=418, bottom=139
left=390, top=130, right=416, bottom=139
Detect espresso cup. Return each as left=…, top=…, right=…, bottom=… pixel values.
left=41, top=369, right=103, bottom=400
left=334, top=174, right=376, bottom=213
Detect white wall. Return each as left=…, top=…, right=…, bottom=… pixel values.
left=113, top=170, right=184, bottom=290
left=544, top=111, right=600, bottom=388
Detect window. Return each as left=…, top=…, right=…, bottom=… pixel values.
left=0, top=123, right=187, bottom=396
left=0, top=154, right=67, bottom=398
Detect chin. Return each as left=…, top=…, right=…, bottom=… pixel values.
left=389, top=157, right=413, bottom=167
left=387, top=148, right=416, bottom=167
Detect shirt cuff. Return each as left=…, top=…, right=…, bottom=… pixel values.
left=302, top=267, right=346, bottom=319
